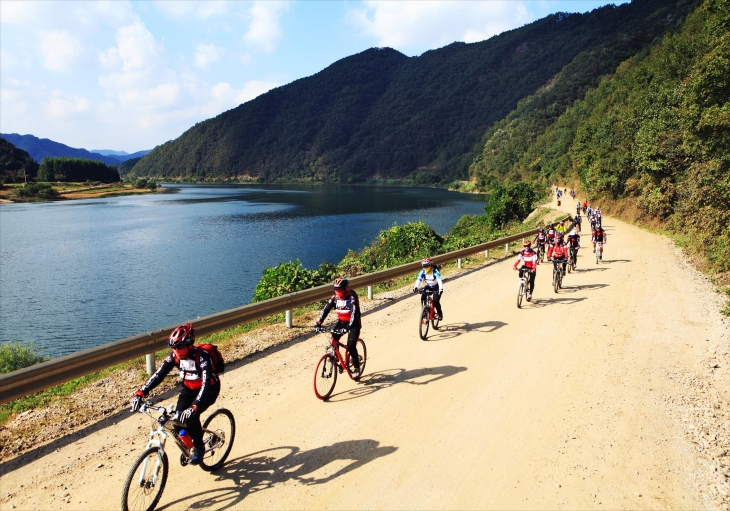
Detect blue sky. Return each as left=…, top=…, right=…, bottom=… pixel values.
left=0, top=1, right=626, bottom=153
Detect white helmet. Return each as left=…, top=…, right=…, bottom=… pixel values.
left=569, top=229, right=576, bottom=236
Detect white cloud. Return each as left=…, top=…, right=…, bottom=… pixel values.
left=194, top=43, right=225, bottom=70
left=154, top=1, right=229, bottom=20
left=0, top=1, right=43, bottom=24
left=243, top=1, right=289, bottom=52
left=39, top=31, right=86, bottom=71
left=46, top=91, right=91, bottom=120
left=347, top=1, right=533, bottom=51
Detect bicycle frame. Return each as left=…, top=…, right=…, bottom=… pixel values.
left=318, top=328, right=358, bottom=380
left=135, top=403, right=185, bottom=488
left=420, top=290, right=436, bottom=320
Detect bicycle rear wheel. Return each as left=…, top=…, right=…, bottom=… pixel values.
left=313, top=354, right=338, bottom=400
left=200, top=408, right=236, bottom=472
left=346, top=339, right=367, bottom=379
left=419, top=306, right=430, bottom=340
left=431, top=313, right=440, bottom=330
left=121, top=446, right=168, bottom=511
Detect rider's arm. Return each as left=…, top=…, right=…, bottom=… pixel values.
left=434, top=269, right=444, bottom=293
left=317, top=296, right=335, bottom=324
left=414, top=269, right=424, bottom=288
left=513, top=253, right=524, bottom=269
left=346, top=293, right=359, bottom=330
left=140, top=354, right=176, bottom=395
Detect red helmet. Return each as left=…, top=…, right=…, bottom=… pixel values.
left=333, top=277, right=348, bottom=290
left=168, top=323, right=194, bottom=349
left=421, top=257, right=432, bottom=268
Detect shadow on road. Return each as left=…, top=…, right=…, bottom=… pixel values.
left=559, top=283, right=609, bottom=293
left=577, top=267, right=609, bottom=273
left=327, top=365, right=468, bottom=402
left=158, top=440, right=397, bottom=510
left=603, top=259, right=631, bottom=263
left=527, top=296, right=587, bottom=308
left=422, top=321, right=507, bottom=342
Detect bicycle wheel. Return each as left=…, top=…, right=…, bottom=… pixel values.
left=419, top=306, right=430, bottom=340
left=346, top=339, right=367, bottom=378
left=200, top=409, right=236, bottom=472
left=553, top=269, right=559, bottom=293
left=595, top=245, right=600, bottom=264
left=121, top=446, right=168, bottom=511
left=313, top=354, right=337, bottom=400
left=431, top=312, right=440, bottom=330
left=517, top=280, right=524, bottom=308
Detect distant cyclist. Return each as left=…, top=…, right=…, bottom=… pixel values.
left=513, top=240, right=537, bottom=301
left=533, top=227, right=547, bottom=256
left=131, top=323, right=220, bottom=465
left=576, top=202, right=581, bottom=215
left=592, top=225, right=607, bottom=261
left=574, top=213, right=582, bottom=233
left=316, top=277, right=363, bottom=379
left=566, top=229, right=581, bottom=268
left=555, top=220, right=567, bottom=234
left=413, top=257, right=444, bottom=320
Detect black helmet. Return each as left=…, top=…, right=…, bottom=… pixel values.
left=333, top=277, right=348, bottom=289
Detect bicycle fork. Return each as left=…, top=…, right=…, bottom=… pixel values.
left=140, top=432, right=168, bottom=487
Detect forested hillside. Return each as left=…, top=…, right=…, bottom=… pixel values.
left=132, top=0, right=693, bottom=183
left=472, top=0, right=728, bottom=278
left=0, top=137, right=39, bottom=183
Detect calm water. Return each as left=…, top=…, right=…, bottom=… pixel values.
left=0, top=184, right=487, bottom=358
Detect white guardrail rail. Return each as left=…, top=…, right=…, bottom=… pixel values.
left=0, top=216, right=571, bottom=404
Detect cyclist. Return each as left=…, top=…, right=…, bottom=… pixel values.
left=316, top=277, right=363, bottom=379
left=513, top=240, right=537, bottom=301
left=131, top=323, right=220, bottom=465
left=566, top=229, right=581, bottom=268
left=555, top=220, right=567, bottom=234
left=592, top=225, right=607, bottom=261
left=574, top=213, right=582, bottom=233
left=533, top=227, right=547, bottom=258
left=576, top=202, right=581, bottom=215
left=586, top=205, right=592, bottom=219
left=413, top=257, right=444, bottom=320
left=582, top=200, right=588, bottom=213
left=552, top=238, right=569, bottom=277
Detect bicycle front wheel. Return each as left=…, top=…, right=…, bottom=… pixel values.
left=517, top=280, right=524, bottom=308
left=200, top=408, right=236, bottom=472
left=347, top=339, right=367, bottom=378
left=121, top=446, right=168, bottom=511
left=419, top=306, right=430, bottom=340
left=313, top=354, right=338, bottom=400
left=553, top=270, right=559, bottom=293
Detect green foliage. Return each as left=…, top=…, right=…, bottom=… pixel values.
left=0, top=342, right=47, bottom=374
left=119, top=157, right=142, bottom=175
left=133, top=177, right=157, bottom=190
left=16, top=183, right=58, bottom=199
left=39, top=157, right=119, bottom=184
left=482, top=182, right=537, bottom=229
left=132, top=1, right=690, bottom=184
left=252, top=259, right=337, bottom=302
left=0, top=136, right=39, bottom=183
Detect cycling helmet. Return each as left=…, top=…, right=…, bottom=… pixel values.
left=538, top=227, right=544, bottom=232
left=559, top=220, right=564, bottom=225
left=421, top=257, right=432, bottom=268
left=168, top=323, right=194, bottom=349
left=569, top=229, right=576, bottom=236
left=523, top=239, right=531, bottom=247
left=333, top=277, right=348, bottom=289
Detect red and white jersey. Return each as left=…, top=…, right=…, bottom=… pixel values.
left=514, top=248, right=538, bottom=271
left=546, top=228, right=556, bottom=239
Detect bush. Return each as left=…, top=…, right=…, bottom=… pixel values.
left=482, top=182, right=537, bottom=229
left=16, top=183, right=58, bottom=199
left=0, top=342, right=47, bottom=374
left=252, top=260, right=336, bottom=302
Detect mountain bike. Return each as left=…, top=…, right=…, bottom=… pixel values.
left=595, top=241, right=603, bottom=264
left=552, top=261, right=563, bottom=293
left=516, top=267, right=531, bottom=308
left=122, top=401, right=235, bottom=511
left=569, top=247, right=578, bottom=272
left=313, top=325, right=367, bottom=400
left=418, top=288, right=441, bottom=339
left=536, top=242, right=545, bottom=264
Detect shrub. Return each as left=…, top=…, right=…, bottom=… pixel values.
left=252, top=259, right=336, bottom=302
left=482, top=182, right=537, bottom=229
left=16, top=183, right=58, bottom=199
left=0, top=342, right=47, bottom=374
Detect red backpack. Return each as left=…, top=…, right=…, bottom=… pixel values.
left=195, top=344, right=225, bottom=373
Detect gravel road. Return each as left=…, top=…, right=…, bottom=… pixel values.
left=1, top=202, right=728, bottom=510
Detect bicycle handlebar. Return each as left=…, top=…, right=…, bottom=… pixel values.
left=314, top=325, right=348, bottom=336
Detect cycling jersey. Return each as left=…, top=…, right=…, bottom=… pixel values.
left=546, top=228, right=556, bottom=240
left=555, top=224, right=567, bottom=234
left=514, top=248, right=538, bottom=271
left=534, top=232, right=546, bottom=243
left=567, top=234, right=581, bottom=248
left=592, top=228, right=606, bottom=243
left=414, top=268, right=443, bottom=292
left=552, top=245, right=569, bottom=260
left=141, top=347, right=219, bottom=407
left=318, top=289, right=362, bottom=329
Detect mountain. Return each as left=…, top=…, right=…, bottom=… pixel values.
left=472, top=0, right=728, bottom=278
left=0, top=137, right=39, bottom=182
left=131, top=0, right=696, bottom=183
left=90, top=149, right=152, bottom=162
left=1, top=134, right=122, bottom=167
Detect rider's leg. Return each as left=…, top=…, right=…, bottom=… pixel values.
left=176, top=384, right=220, bottom=450
left=432, top=290, right=443, bottom=318
left=528, top=271, right=535, bottom=294
left=346, top=325, right=361, bottom=372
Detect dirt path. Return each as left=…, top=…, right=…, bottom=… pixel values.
left=1, top=199, right=728, bottom=510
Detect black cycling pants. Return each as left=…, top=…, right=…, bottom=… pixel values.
left=176, top=383, right=220, bottom=450
left=421, top=288, right=443, bottom=316
left=519, top=268, right=535, bottom=294
left=333, top=320, right=361, bottom=371
left=553, top=259, right=567, bottom=274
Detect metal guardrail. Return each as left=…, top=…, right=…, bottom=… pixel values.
left=0, top=216, right=570, bottom=404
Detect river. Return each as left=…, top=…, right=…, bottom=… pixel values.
left=0, top=184, right=487, bottom=358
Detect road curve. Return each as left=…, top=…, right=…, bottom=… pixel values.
left=1, top=205, right=728, bottom=510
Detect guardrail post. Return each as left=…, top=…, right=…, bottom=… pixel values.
left=145, top=354, right=155, bottom=375
left=457, top=258, right=462, bottom=269
left=285, top=309, right=292, bottom=328
left=367, top=285, right=373, bottom=300
left=505, top=243, right=509, bottom=252
left=484, top=249, right=488, bottom=258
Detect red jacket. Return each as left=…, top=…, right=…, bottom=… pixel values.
left=514, top=248, right=538, bottom=271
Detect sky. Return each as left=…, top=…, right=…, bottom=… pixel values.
left=0, top=1, right=627, bottom=153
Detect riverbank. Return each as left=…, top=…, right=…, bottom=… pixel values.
left=0, top=183, right=158, bottom=203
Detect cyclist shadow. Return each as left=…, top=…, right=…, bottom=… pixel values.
left=328, top=365, right=468, bottom=402
left=157, top=440, right=397, bottom=511
left=576, top=267, right=609, bottom=273
left=424, top=321, right=507, bottom=341
left=557, top=283, right=609, bottom=293
left=528, top=296, right=587, bottom=308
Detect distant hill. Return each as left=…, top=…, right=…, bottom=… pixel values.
left=90, top=149, right=152, bottom=162
left=118, top=157, right=142, bottom=175
left=132, top=0, right=696, bottom=184
left=1, top=133, right=122, bottom=166
left=0, top=137, right=39, bottom=182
